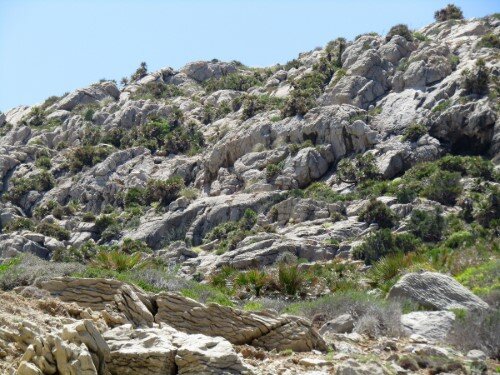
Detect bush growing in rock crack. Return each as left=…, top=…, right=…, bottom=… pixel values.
left=461, top=59, right=489, bottom=97
left=402, top=123, right=427, bottom=142
left=336, top=153, right=379, bottom=184
left=4, top=171, right=55, bottom=206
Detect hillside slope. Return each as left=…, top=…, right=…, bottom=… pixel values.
left=0, top=9, right=499, bottom=375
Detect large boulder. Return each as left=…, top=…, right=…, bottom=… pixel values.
left=52, top=82, right=120, bottom=111
left=388, top=272, right=489, bottom=311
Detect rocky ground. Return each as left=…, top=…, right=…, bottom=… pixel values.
left=0, top=6, right=499, bottom=375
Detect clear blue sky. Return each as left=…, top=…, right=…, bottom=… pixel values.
left=0, top=0, right=497, bottom=112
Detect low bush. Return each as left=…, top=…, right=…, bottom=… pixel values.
left=36, top=222, right=70, bottom=241
left=235, top=269, right=270, bottom=297
left=67, top=145, right=113, bottom=172
left=240, top=95, right=284, bottom=120
left=455, top=260, right=500, bottom=296
left=131, top=62, right=148, bottom=82
left=92, top=249, right=142, bottom=272
left=3, top=217, right=35, bottom=232
left=145, top=176, right=184, bottom=206
left=5, top=171, right=55, bottom=206
left=266, top=161, right=284, bottom=182
left=353, top=229, right=421, bottom=265
left=358, top=199, right=396, bottom=229
left=386, top=24, right=413, bottom=42
left=409, top=208, right=445, bottom=242
left=422, top=170, right=462, bottom=205
left=35, top=156, right=52, bottom=170
left=434, top=4, right=464, bottom=22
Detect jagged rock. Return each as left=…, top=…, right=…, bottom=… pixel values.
left=388, top=272, right=489, bottom=311
left=39, top=278, right=155, bottom=327
left=154, top=292, right=327, bottom=352
left=401, top=311, right=455, bottom=342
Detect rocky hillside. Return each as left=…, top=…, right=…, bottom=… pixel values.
left=0, top=6, right=499, bottom=374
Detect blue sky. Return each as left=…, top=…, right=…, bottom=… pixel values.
left=0, top=0, right=497, bottom=112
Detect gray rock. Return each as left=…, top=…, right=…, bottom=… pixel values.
left=401, top=311, right=455, bottom=342
left=388, top=272, right=489, bottom=311
left=320, top=314, right=355, bottom=334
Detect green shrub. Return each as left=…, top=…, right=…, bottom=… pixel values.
left=434, top=4, right=464, bottom=22
left=444, top=230, right=474, bottom=249
left=241, top=95, right=284, bottom=120
left=67, top=145, right=112, bottom=172
left=266, top=161, right=284, bottom=182
left=278, top=263, right=304, bottom=295
left=93, top=249, right=142, bottom=272
left=478, top=33, right=500, bottom=49
left=386, top=24, right=413, bottom=42
left=336, top=153, right=379, bottom=184
left=82, top=212, right=96, bottom=222
left=461, top=59, right=489, bottom=96
left=35, top=156, right=52, bottom=170
left=235, top=269, right=269, bottom=296
left=353, top=229, right=420, bottom=265
left=203, top=72, right=265, bottom=93
left=422, top=170, right=462, bottom=205
left=36, top=222, right=70, bottom=241
left=358, top=199, right=396, bottom=229
left=402, top=124, right=427, bottom=142
left=145, top=176, right=184, bottom=206
left=130, top=81, right=184, bottom=100
left=5, top=171, right=55, bottom=206
left=125, top=187, right=146, bottom=207
left=4, top=217, right=35, bottom=232
left=413, top=32, right=429, bottom=42
left=409, top=208, right=445, bottom=242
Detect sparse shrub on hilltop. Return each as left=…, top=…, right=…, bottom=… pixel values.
left=434, top=4, right=464, bottom=22
left=386, top=24, right=413, bottom=42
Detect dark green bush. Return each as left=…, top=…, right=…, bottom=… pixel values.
left=353, top=229, right=420, bottom=265
left=145, top=176, right=184, bottom=206
left=409, top=208, right=445, bottom=242
left=278, top=264, right=304, bottom=296
left=386, top=24, right=413, bottom=42
left=434, top=4, right=464, bottom=22
left=358, top=199, right=396, bottom=228
left=67, top=145, right=113, bottom=172
left=241, top=95, right=284, bottom=120
left=422, top=170, right=462, bottom=205
left=36, top=222, right=70, bottom=241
